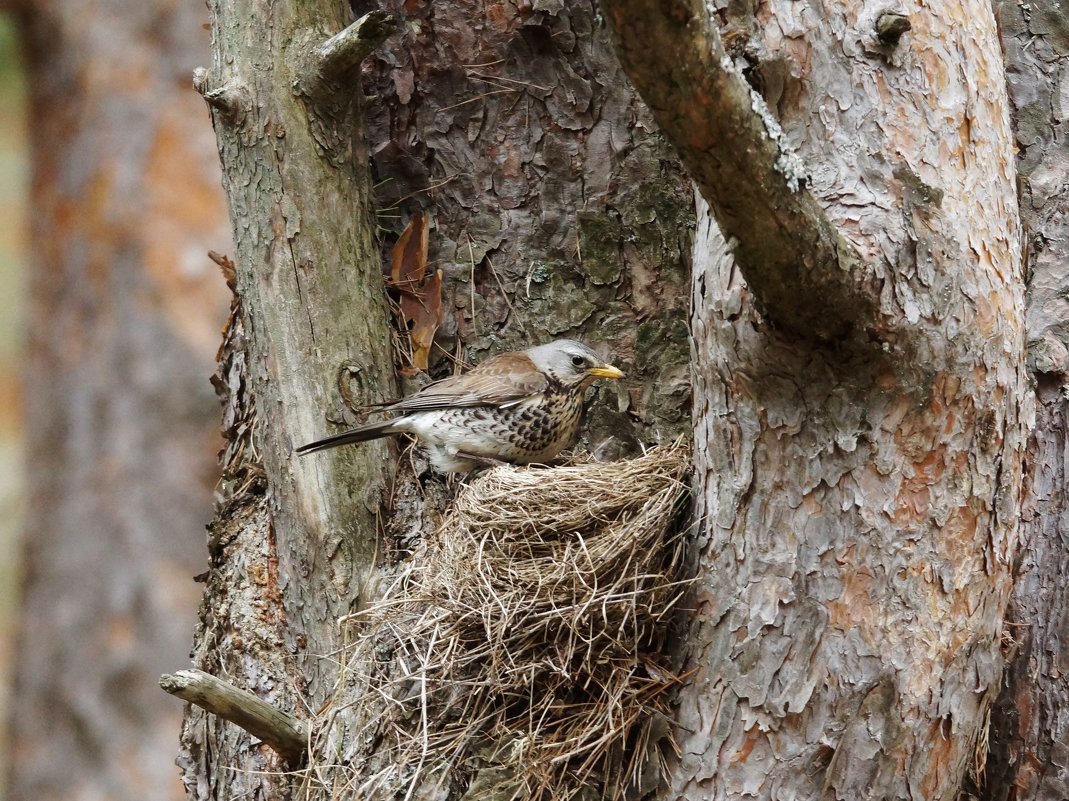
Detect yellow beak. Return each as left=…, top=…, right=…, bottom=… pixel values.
left=586, top=363, right=625, bottom=380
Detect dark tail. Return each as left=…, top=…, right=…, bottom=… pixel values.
left=295, top=419, right=401, bottom=456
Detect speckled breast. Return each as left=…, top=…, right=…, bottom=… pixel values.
left=501, top=386, right=585, bottom=461
left=442, top=384, right=586, bottom=463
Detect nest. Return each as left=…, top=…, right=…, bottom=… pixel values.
left=315, top=441, right=691, bottom=801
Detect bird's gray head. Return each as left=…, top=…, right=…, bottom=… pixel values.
left=524, top=339, right=625, bottom=387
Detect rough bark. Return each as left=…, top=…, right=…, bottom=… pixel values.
left=984, top=3, right=1069, bottom=799
left=176, top=4, right=400, bottom=799
left=180, top=1, right=695, bottom=799
left=7, top=2, right=230, bottom=800
left=362, top=0, right=694, bottom=454
left=654, top=1, right=1028, bottom=799
left=183, top=0, right=1036, bottom=800
left=601, top=0, right=875, bottom=342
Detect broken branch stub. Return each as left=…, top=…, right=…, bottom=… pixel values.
left=160, top=669, right=308, bottom=764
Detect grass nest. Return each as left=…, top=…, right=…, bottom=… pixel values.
left=315, top=441, right=691, bottom=801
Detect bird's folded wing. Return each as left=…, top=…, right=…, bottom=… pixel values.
left=387, top=353, right=548, bottom=411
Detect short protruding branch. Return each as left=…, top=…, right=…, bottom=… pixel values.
left=160, top=669, right=307, bottom=763
left=875, top=12, right=912, bottom=45
left=192, top=66, right=210, bottom=96
left=601, top=0, right=878, bottom=341
left=310, top=10, right=396, bottom=84
left=193, top=67, right=250, bottom=122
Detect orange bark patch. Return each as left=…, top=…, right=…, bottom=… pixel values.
left=731, top=724, right=762, bottom=765
left=876, top=369, right=896, bottom=391
left=972, top=292, right=999, bottom=339
left=826, top=563, right=876, bottom=631
left=500, top=144, right=523, bottom=178
left=893, top=444, right=947, bottom=523
left=940, top=504, right=979, bottom=553
left=0, top=373, right=20, bottom=437
left=943, top=411, right=956, bottom=435
left=915, top=720, right=957, bottom=800
left=894, top=482, right=931, bottom=522
left=485, top=1, right=513, bottom=31
left=84, top=166, right=117, bottom=290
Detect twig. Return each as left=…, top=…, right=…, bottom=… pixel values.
left=467, top=72, right=552, bottom=93
left=402, top=627, right=438, bottom=801
left=192, top=68, right=250, bottom=123
left=160, top=669, right=308, bottom=764
left=437, top=89, right=515, bottom=113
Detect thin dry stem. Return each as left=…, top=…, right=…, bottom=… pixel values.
left=305, top=442, right=691, bottom=801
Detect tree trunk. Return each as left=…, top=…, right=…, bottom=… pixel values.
left=362, top=0, right=693, bottom=436
left=7, top=2, right=230, bottom=800
left=603, top=0, right=1027, bottom=798
left=984, top=3, right=1069, bottom=799
left=178, top=1, right=694, bottom=799
left=180, top=1, right=1045, bottom=801
left=176, top=2, right=400, bottom=797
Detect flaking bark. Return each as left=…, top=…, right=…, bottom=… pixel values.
left=181, top=1, right=1039, bottom=800
left=601, top=0, right=877, bottom=342
left=361, top=0, right=694, bottom=465
left=984, top=3, right=1069, bottom=798
left=181, top=2, right=696, bottom=800
left=670, top=1, right=1028, bottom=799
left=178, top=2, right=397, bottom=798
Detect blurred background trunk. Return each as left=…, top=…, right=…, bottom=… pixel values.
left=3, top=1, right=230, bottom=799
left=0, top=13, right=28, bottom=799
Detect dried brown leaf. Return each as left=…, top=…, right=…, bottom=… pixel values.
left=400, top=268, right=443, bottom=371
left=388, top=213, right=442, bottom=372
left=390, top=212, right=428, bottom=287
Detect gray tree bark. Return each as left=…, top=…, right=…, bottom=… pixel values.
left=6, top=2, right=230, bottom=800
left=602, top=0, right=1028, bottom=798
left=983, top=3, right=1069, bottom=799
left=178, top=1, right=693, bottom=799
left=177, top=3, right=399, bottom=797
left=178, top=1, right=1061, bottom=800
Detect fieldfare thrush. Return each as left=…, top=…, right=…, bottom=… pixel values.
left=297, top=339, right=625, bottom=472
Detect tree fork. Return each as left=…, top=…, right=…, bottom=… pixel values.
left=600, top=0, right=879, bottom=342
left=194, top=0, right=397, bottom=654
left=631, top=0, right=1027, bottom=798
left=307, top=10, right=395, bottom=84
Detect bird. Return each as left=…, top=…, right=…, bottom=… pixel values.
left=296, top=339, right=625, bottom=473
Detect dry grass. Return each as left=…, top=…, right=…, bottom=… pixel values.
left=311, top=441, right=692, bottom=801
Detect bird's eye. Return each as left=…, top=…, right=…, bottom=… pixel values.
left=571, top=355, right=586, bottom=367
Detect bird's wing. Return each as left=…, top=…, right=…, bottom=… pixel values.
left=387, top=352, right=547, bottom=412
